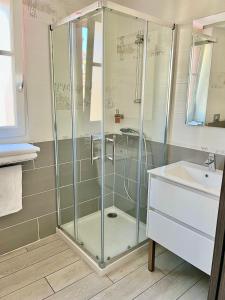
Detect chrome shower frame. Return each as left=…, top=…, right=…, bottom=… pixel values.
left=50, top=1, right=176, bottom=270
left=51, top=1, right=174, bottom=30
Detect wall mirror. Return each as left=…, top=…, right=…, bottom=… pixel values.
left=186, top=12, right=225, bottom=128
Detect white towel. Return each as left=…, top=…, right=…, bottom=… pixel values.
left=0, top=165, right=22, bottom=217
left=0, top=144, right=39, bottom=157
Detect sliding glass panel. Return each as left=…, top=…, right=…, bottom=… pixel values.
left=139, top=22, right=173, bottom=241
left=71, top=12, right=103, bottom=263
left=104, top=9, right=145, bottom=262
left=51, top=24, right=75, bottom=237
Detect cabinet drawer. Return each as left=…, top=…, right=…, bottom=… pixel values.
left=147, top=210, right=214, bottom=274
left=149, top=177, right=219, bottom=237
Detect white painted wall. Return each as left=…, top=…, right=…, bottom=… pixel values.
left=23, top=1, right=67, bottom=142
left=21, top=0, right=225, bottom=155
left=174, top=0, right=225, bottom=23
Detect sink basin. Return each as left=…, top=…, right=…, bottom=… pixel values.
left=148, top=161, right=222, bottom=197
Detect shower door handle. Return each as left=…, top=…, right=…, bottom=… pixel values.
left=90, top=135, right=100, bottom=164
left=106, top=136, right=115, bottom=164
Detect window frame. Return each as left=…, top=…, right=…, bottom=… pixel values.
left=0, top=0, right=27, bottom=141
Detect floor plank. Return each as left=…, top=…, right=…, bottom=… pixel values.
left=135, top=262, right=203, bottom=300
left=0, top=249, right=79, bottom=298
left=156, top=251, right=184, bottom=275
left=0, top=239, right=68, bottom=278
left=107, top=245, right=166, bottom=283
left=26, top=234, right=59, bottom=252
left=47, top=273, right=112, bottom=300
left=90, top=265, right=164, bottom=300
left=46, top=260, right=92, bottom=292
left=91, top=249, right=185, bottom=300
left=0, top=234, right=210, bottom=300
left=1, top=279, right=54, bottom=300
left=178, top=276, right=209, bottom=300
left=0, top=248, right=27, bottom=264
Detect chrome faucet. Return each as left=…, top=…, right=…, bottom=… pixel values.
left=204, top=153, right=216, bottom=171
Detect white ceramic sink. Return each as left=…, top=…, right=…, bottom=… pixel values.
left=148, top=161, right=222, bottom=197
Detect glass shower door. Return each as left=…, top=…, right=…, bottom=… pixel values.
left=139, top=22, right=174, bottom=241
left=51, top=6, right=175, bottom=268
left=103, top=9, right=146, bottom=263
left=51, top=23, right=76, bottom=239
left=71, top=12, right=104, bottom=263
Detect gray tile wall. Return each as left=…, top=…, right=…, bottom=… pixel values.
left=1, top=136, right=224, bottom=255
left=114, top=134, right=225, bottom=224
left=0, top=135, right=165, bottom=255
left=114, top=134, right=152, bottom=224
left=0, top=141, right=57, bottom=254
left=58, top=137, right=114, bottom=227
left=0, top=137, right=114, bottom=255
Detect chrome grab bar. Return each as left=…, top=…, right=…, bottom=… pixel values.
left=90, top=135, right=100, bottom=164
left=106, top=135, right=115, bottom=163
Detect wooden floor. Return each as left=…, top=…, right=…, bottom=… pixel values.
left=0, top=234, right=209, bottom=300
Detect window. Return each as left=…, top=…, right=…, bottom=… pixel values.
left=0, top=0, right=26, bottom=139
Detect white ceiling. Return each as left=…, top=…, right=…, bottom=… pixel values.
left=61, top=0, right=177, bottom=22
left=60, top=0, right=225, bottom=24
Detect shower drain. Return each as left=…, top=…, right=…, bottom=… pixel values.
left=107, top=212, right=118, bottom=218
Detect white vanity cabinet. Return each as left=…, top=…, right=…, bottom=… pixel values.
left=147, top=161, right=222, bottom=275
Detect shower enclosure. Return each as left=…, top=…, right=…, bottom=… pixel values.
left=50, top=1, right=175, bottom=269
